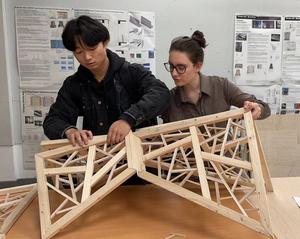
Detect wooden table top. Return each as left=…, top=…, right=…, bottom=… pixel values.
left=5, top=177, right=300, bottom=239
left=6, top=183, right=275, bottom=239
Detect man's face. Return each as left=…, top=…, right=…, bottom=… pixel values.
left=73, top=40, right=108, bottom=71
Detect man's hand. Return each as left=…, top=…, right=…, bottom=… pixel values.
left=65, top=128, right=93, bottom=147
left=107, top=120, right=131, bottom=145
left=243, top=101, right=262, bottom=120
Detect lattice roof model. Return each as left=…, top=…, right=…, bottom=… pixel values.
left=0, top=184, right=37, bottom=238
left=35, top=108, right=275, bottom=239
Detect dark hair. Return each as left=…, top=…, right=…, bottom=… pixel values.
left=169, top=30, right=207, bottom=64
left=62, top=15, right=110, bottom=51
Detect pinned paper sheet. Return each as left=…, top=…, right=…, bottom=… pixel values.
left=293, top=196, right=300, bottom=207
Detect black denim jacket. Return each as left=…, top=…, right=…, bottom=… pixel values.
left=43, top=50, right=170, bottom=139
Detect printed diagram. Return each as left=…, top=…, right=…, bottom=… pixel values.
left=129, top=12, right=155, bottom=49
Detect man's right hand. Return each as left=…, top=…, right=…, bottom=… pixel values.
left=65, top=128, right=93, bottom=147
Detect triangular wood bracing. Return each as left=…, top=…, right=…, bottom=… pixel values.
left=36, top=108, right=275, bottom=239
left=0, top=184, right=37, bottom=236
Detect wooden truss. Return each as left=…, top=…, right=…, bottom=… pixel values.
left=0, top=184, right=37, bottom=238
left=36, top=108, right=275, bottom=239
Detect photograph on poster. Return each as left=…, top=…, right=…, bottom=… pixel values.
left=25, top=116, right=34, bottom=124
left=235, top=42, right=242, bottom=52
left=247, top=65, right=255, bottom=74
left=252, top=20, right=262, bottom=28
left=271, top=34, right=280, bottom=41
left=262, top=20, right=275, bottom=28
left=276, top=20, right=281, bottom=29
left=236, top=33, right=247, bottom=41
left=285, top=41, right=296, bottom=51
left=284, top=32, right=291, bottom=40
left=235, top=69, right=241, bottom=76
left=33, top=110, right=42, bottom=117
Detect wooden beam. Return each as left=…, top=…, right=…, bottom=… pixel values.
left=44, top=166, right=86, bottom=176
left=244, top=112, right=272, bottom=235
left=254, top=122, right=273, bottom=192
left=81, top=145, right=96, bottom=202
left=190, top=126, right=211, bottom=199
left=201, top=152, right=252, bottom=170
left=125, top=132, right=145, bottom=172
left=135, top=108, right=245, bottom=139
left=143, top=136, right=192, bottom=161
left=35, top=156, right=52, bottom=239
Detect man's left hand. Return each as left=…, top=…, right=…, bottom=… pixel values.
left=107, top=119, right=131, bottom=145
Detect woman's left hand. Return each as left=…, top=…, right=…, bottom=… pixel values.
left=243, top=101, right=262, bottom=120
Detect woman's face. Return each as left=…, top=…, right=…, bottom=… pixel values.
left=168, top=50, right=202, bottom=86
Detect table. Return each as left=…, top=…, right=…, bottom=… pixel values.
left=6, top=177, right=300, bottom=239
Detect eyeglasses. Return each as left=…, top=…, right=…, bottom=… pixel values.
left=164, top=62, right=188, bottom=74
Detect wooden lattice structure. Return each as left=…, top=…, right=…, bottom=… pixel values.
left=36, top=108, right=275, bottom=239
left=0, top=184, right=37, bottom=238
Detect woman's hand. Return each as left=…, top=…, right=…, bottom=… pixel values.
left=243, top=101, right=262, bottom=120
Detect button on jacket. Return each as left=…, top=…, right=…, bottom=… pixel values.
left=162, top=73, right=271, bottom=123
left=43, top=49, right=170, bottom=139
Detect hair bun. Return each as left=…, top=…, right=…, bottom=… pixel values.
left=191, top=30, right=207, bottom=48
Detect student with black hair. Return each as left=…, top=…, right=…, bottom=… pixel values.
left=43, top=15, right=170, bottom=146
left=162, top=30, right=270, bottom=122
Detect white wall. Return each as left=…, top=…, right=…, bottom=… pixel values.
left=1, top=0, right=300, bottom=180
left=0, top=0, right=17, bottom=180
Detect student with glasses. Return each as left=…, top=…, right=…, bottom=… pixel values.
left=161, top=30, right=270, bottom=123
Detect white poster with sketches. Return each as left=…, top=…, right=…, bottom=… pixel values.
left=233, top=14, right=282, bottom=86
left=15, top=7, right=75, bottom=89
left=282, top=16, right=300, bottom=84
left=15, top=7, right=156, bottom=170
